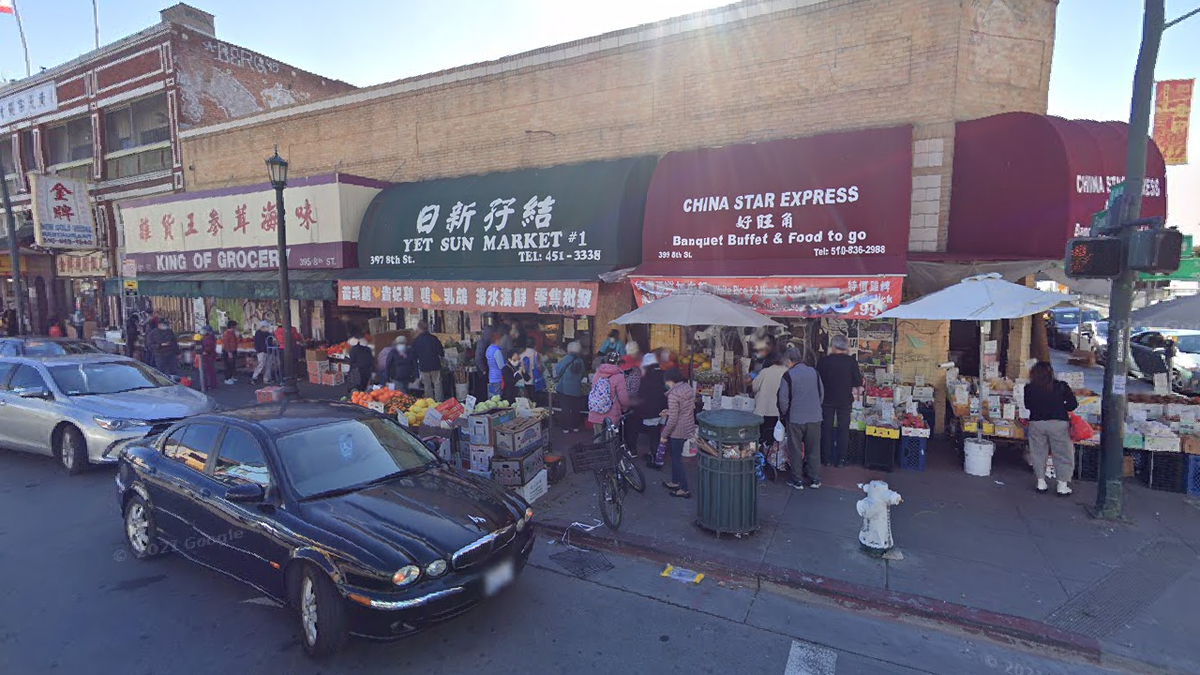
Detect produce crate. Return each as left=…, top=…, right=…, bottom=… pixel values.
left=1075, top=444, right=1100, bottom=482
left=864, top=435, right=897, bottom=472
left=844, top=430, right=866, bottom=466
left=493, top=448, right=545, bottom=487
left=1139, top=451, right=1187, bottom=493
left=899, top=436, right=926, bottom=471
left=1188, top=456, right=1200, bottom=497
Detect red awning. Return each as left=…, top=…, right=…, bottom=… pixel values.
left=636, top=126, right=913, bottom=277
left=948, top=112, right=1167, bottom=259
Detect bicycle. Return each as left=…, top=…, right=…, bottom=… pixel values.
left=602, top=415, right=646, bottom=494
left=568, top=438, right=626, bottom=530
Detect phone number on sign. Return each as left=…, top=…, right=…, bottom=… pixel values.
left=815, top=245, right=887, bottom=256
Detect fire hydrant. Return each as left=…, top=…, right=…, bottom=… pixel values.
left=856, top=481, right=902, bottom=555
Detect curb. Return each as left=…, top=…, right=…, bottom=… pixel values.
left=538, top=517, right=1102, bottom=660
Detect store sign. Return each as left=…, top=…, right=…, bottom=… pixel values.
left=338, top=280, right=599, bottom=316
left=630, top=276, right=904, bottom=319
left=119, top=175, right=381, bottom=271
left=31, top=175, right=97, bottom=249
left=638, top=127, right=912, bottom=277
left=55, top=250, right=111, bottom=277
left=357, top=157, right=654, bottom=272
left=0, top=81, right=58, bottom=126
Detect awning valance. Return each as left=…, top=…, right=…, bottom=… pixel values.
left=103, top=269, right=339, bottom=301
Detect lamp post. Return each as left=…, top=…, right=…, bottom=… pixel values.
left=266, top=148, right=298, bottom=398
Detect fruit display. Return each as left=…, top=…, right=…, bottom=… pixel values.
left=326, top=342, right=349, bottom=358
left=899, top=413, right=927, bottom=428
left=1128, top=392, right=1196, bottom=405
left=865, top=384, right=893, bottom=398
left=694, top=369, right=726, bottom=385
left=349, top=389, right=422, bottom=417
left=473, top=395, right=511, bottom=412
left=404, top=397, right=439, bottom=427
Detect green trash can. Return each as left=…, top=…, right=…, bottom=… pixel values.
left=695, top=409, right=762, bottom=536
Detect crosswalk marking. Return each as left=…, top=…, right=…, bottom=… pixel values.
left=784, top=640, right=838, bottom=675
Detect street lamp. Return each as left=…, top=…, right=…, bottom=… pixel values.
left=266, top=147, right=298, bottom=398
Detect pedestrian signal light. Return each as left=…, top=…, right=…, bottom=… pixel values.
left=1065, top=237, right=1122, bottom=279
left=1127, top=227, right=1183, bottom=274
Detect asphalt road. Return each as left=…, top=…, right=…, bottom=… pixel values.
left=0, top=450, right=1147, bottom=675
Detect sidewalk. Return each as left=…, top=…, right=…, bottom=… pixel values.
left=533, top=435, right=1200, bottom=674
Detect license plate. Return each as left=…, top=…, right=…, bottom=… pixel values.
left=483, top=559, right=515, bottom=597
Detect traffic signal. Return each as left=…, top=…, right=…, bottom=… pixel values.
left=1127, top=227, right=1183, bottom=274
left=1065, top=236, right=1122, bottom=278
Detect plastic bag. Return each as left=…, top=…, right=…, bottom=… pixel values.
left=774, top=420, right=785, bottom=442
left=1068, top=413, right=1094, bottom=442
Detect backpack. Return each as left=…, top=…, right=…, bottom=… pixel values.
left=623, top=367, right=641, bottom=398
left=588, top=375, right=614, bottom=414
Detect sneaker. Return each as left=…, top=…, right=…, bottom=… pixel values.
left=809, top=480, right=822, bottom=490
left=224, top=378, right=236, bottom=385
left=785, top=477, right=804, bottom=490
left=1036, top=478, right=1048, bottom=493
left=1056, top=480, right=1072, bottom=496
left=561, top=429, right=571, bottom=435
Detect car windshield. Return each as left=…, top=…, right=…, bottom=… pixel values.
left=1082, top=310, right=1103, bottom=322
left=47, top=361, right=174, bottom=396
left=20, top=340, right=101, bottom=356
left=1174, top=335, right=1200, bottom=354
left=1054, top=310, right=1080, bottom=324
left=276, top=417, right=437, bottom=499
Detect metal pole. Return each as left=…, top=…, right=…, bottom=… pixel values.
left=11, top=0, right=32, bottom=77
left=0, top=164, right=27, bottom=336
left=92, top=0, right=101, bottom=50
left=275, top=185, right=298, bottom=398
left=1094, top=0, right=1164, bottom=520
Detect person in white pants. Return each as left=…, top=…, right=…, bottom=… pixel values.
left=251, top=321, right=275, bottom=384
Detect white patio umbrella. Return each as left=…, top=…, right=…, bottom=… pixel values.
left=876, top=274, right=1076, bottom=443
left=612, top=288, right=782, bottom=328
left=876, top=273, right=1076, bottom=321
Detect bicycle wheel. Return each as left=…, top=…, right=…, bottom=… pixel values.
left=618, top=452, right=646, bottom=493
left=599, top=473, right=623, bottom=530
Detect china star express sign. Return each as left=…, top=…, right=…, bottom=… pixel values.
left=31, top=175, right=97, bottom=249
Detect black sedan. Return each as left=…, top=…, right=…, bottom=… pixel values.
left=115, top=400, right=535, bottom=659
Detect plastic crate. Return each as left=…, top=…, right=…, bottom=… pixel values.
left=844, top=430, right=866, bottom=466
left=1188, top=455, right=1200, bottom=497
left=1075, top=445, right=1100, bottom=482
left=568, top=440, right=617, bottom=474
left=899, top=436, right=926, bottom=471
left=1140, top=452, right=1188, bottom=494
left=864, top=436, right=897, bottom=472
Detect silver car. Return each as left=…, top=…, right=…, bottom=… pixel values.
left=0, top=355, right=215, bottom=474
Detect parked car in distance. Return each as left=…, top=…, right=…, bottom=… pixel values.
left=1047, top=308, right=1104, bottom=351
left=0, top=355, right=215, bottom=473
left=115, top=401, right=535, bottom=659
left=0, top=337, right=103, bottom=357
left=1128, top=329, right=1200, bottom=394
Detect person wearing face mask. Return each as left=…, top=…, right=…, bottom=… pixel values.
left=251, top=321, right=274, bottom=385
left=501, top=348, right=523, bottom=402
left=346, top=331, right=375, bottom=393
left=635, top=352, right=667, bottom=468
left=146, top=319, right=180, bottom=378
left=553, top=341, right=586, bottom=433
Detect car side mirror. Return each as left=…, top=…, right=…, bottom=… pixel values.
left=14, top=386, right=51, bottom=400
left=225, top=482, right=265, bottom=503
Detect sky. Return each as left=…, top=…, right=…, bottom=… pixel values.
left=0, top=0, right=1197, bottom=231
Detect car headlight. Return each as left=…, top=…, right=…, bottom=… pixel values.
left=516, top=507, right=534, bottom=532
left=94, top=416, right=149, bottom=431
left=425, top=559, right=448, bottom=578
left=392, top=565, right=421, bottom=586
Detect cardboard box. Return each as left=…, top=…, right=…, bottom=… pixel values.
left=319, top=371, right=345, bottom=386
left=494, top=416, right=544, bottom=458
left=901, top=426, right=931, bottom=438
left=1123, top=432, right=1144, bottom=449
left=467, top=408, right=517, bottom=445
left=1182, top=435, right=1200, bottom=456
left=469, top=446, right=494, bottom=473
left=1123, top=455, right=1135, bottom=477
left=511, top=469, right=548, bottom=505
left=493, top=448, right=545, bottom=487
left=256, top=386, right=284, bottom=403
left=435, top=398, right=465, bottom=423
left=305, top=348, right=328, bottom=362
left=1143, top=435, right=1181, bottom=453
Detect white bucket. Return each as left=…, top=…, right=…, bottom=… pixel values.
left=963, top=438, right=995, bottom=477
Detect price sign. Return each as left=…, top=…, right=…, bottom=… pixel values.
left=914, top=374, right=925, bottom=387
left=881, top=405, right=895, bottom=422
left=1003, top=403, right=1016, bottom=420
left=1060, top=372, right=1085, bottom=390
left=1153, top=373, right=1170, bottom=395
left=465, top=395, right=477, bottom=412
left=906, top=401, right=919, bottom=415
left=984, top=340, right=998, bottom=355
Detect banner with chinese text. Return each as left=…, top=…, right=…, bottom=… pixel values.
left=337, top=280, right=599, bottom=316
left=31, top=175, right=96, bottom=249
left=1153, top=79, right=1194, bottom=165
left=55, top=251, right=112, bottom=278
left=630, top=276, right=903, bottom=319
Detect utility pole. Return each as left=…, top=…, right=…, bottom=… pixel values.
left=0, top=165, right=27, bottom=336
left=1094, top=0, right=1164, bottom=519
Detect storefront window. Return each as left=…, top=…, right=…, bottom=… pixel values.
left=47, top=117, right=94, bottom=166
left=103, top=93, right=169, bottom=154
left=19, top=131, right=38, bottom=172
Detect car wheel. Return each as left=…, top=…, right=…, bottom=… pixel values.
left=56, top=425, right=88, bottom=475
left=296, top=565, right=348, bottom=659
left=124, top=494, right=165, bottom=559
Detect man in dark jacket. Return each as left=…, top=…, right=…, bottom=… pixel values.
left=778, top=347, right=824, bottom=490
left=816, top=334, right=863, bottom=466
left=412, top=321, right=445, bottom=400
left=635, top=353, right=668, bottom=467
left=124, top=313, right=140, bottom=358
left=146, top=319, right=180, bottom=378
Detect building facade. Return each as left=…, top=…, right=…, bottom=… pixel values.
left=0, top=3, right=354, bottom=331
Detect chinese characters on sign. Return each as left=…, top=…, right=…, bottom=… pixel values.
left=30, top=175, right=96, bottom=249
left=337, top=280, right=599, bottom=316
left=0, top=81, right=58, bottom=126
left=55, top=251, right=112, bottom=278
left=630, top=276, right=904, bottom=319
left=1152, top=79, right=1194, bottom=166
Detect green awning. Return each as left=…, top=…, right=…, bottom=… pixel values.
left=103, top=269, right=339, bottom=301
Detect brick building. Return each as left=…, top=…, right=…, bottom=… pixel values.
left=0, top=3, right=354, bottom=331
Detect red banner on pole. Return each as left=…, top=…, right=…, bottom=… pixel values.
left=630, top=276, right=903, bottom=319
left=1153, top=79, right=1194, bottom=166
